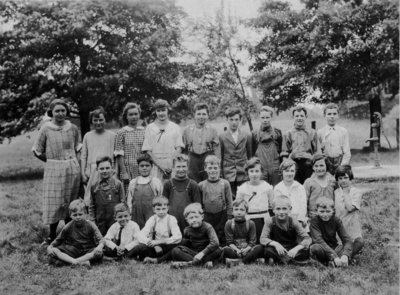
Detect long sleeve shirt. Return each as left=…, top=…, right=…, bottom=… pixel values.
left=127, top=176, right=163, bottom=213
left=236, top=181, right=274, bottom=220
left=199, top=178, right=233, bottom=217
left=181, top=222, right=219, bottom=255
left=224, top=219, right=257, bottom=249
left=282, top=127, right=320, bottom=158
left=259, top=216, right=311, bottom=249
left=318, top=125, right=351, bottom=165
left=104, top=220, right=140, bottom=251
left=138, top=214, right=182, bottom=245
left=274, top=181, right=307, bottom=223
left=310, top=215, right=353, bottom=259
left=51, top=220, right=103, bottom=250
left=183, top=124, right=220, bottom=156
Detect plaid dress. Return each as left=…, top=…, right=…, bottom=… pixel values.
left=32, top=121, right=82, bottom=224
left=114, top=126, right=145, bottom=192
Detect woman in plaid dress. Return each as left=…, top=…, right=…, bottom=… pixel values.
left=114, top=103, right=145, bottom=193
left=32, top=99, right=82, bottom=243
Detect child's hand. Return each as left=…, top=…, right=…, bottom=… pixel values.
left=333, top=257, right=342, bottom=267
left=94, top=245, right=103, bottom=256
left=273, top=243, right=288, bottom=256
left=47, top=245, right=56, bottom=257
left=287, top=248, right=299, bottom=259
left=116, top=246, right=125, bottom=256
left=147, top=240, right=161, bottom=247
left=234, top=248, right=242, bottom=256
left=241, top=246, right=251, bottom=256
left=340, top=255, right=349, bottom=267
left=193, top=252, right=205, bottom=263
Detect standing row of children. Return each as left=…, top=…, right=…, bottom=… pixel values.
left=34, top=99, right=363, bottom=268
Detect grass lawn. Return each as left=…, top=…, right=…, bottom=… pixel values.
left=0, top=180, right=398, bottom=295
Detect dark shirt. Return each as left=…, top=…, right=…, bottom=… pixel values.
left=224, top=219, right=256, bottom=249
left=51, top=220, right=103, bottom=251
left=181, top=222, right=219, bottom=255
left=310, top=215, right=353, bottom=259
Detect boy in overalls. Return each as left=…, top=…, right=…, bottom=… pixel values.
left=89, top=156, right=125, bottom=235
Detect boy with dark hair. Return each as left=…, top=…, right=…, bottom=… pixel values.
left=310, top=197, right=353, bottom=267
left=219, top=106, right=252, bottom=197
left=183, top=102, right=219, bottom=183
left=282, top=105, right=320, bottom=184
left=89, top=155, right=125, bottom=235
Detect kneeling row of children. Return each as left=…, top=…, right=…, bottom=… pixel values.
left=47, top=193, right=362, bottom=268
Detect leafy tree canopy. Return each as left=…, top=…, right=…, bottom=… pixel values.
left=0, top=0, right=184, bottom=139
left=250, top=0, right=399, bottom=112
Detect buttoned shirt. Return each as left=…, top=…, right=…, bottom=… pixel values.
left=230, top=130, right=239, bottom=144
left=138, top=214, right=182, bottom=245
left=183, top=124, right=219, bottom=155
left=104, top=220, right=140, bottom=251
left=318, top=125, right=351, bottom=165
left=282, top=127, right=320, bottom=158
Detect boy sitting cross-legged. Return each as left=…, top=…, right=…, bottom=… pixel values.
left=171, top=203, right=222, bottom=269
left=103, top=203, right=141, bottom=260
left=260, top=195, right=311, bottom=265
left=310, top=197, right=353, bottom=267
left=223, top=199, right=264, bottom=266
left=47, top=199, right=104, bottom=267
left=132, top=196, right=182, bottom=263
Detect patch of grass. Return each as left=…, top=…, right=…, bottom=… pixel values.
left=0, top=179, right=398, bottom=294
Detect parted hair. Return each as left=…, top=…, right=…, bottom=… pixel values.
left=232, top=198, right=249, bottom=212
left=96, top=155, right=112, bottom=167
left=292, top=105, right=308, bottom=116
left=272, top=195, right=292, bottom=209
left=114, top=203, right=130, bottom=216
left=122, top=103, right=141, bottom=125
left=334, top=165, right=354, bottom=181
left=225, top=106, right=242, bottom=119
left=312, top=153, right=326, bottom=166
left=173, top=154, right=189, bottom=167
left=323, top=103, right=339, bottom=115
left=245, top=157, right=263, bottom=172
left=259, top=105, right=274, bottom=117
left=193, top=102, right=209, bottom=115
left=137, top=153, right=154, bottom=165
left=152, top=196, right=169, bottom=207
left=204, top=155, right=221, bottom=168
left=89, top=106, right=106, bottom=123
left=315, top=197, right=335, bottom=210
left=279, top=158, right=297, bottom=171
left=47, top=99, right=70, bottom=117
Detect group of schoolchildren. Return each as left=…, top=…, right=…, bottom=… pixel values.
left=43, top=100, right=363, bottom=269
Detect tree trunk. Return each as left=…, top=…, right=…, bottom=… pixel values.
left=79, top=109, right=91, bottom=138
left=369, top=95, right=382, bottom=150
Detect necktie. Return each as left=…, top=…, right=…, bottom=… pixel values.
left=116, top=226, right=124, bottom=246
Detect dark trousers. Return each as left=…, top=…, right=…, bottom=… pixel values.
left=223, top=245, right=264, bottom=264
left=249, top=217, right=265, bottom=244
left=294, top=158, right=313, bottom=184
left=204, top=211, right=227, bottom=246
left=264, top=245, right=309, bottom=263
left=326, top=155, right=343, bottom=176
left=127, top=243, right=177, bottom=263
left=229, top=180, right=245, bottom=200
left=310, top=243, right=351, bottom=264
left=171, top=246, right=222, bottom=265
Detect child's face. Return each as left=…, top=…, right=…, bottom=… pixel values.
left=325, top=108, right=339, bottom=126
left=273, top=201, right=291, bottom=221
left=260, top=110, right=272, bottom=128
left=70, top=208, right=86, bottom=224
left=317, top=207, right=334, bottom=222
left=227, top=114, right=241, bottom=132
left=248, top=164, right=262, bottom=183
left=138, top=161, right=152, bottom=177
left=127, top=108, right=140, bottom=126
left=153, top=203, right=169, bottom=218
left=194, top=108, right=209, bottom=127
left=293, top=110, right=306, bottom=127
left=185, top=212, right=203, bottom=228
left=232, top=204, right=247, bottom=221
left=115, top=210, right=131, bottom=227
left=313, top=159, right=327, bottom=177
left=92, top=114, right=106, bottom=132
left=97, top=161, right=113, bottom=179
left=338, top=174, right=351, bottom=189
left=156, top=107, right=168, bottom=121
left=205, top=163, right=220, bottom=181
left=173, top=161, right=188, bottom=179
left=282, top=165, right=296, bottom=182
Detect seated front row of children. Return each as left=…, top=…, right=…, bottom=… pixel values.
left=48, top=192, right=363, bottom=269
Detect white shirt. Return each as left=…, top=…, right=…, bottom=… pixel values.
left=318, top=125, right=351, bottom=164
left=274, top=181, right=307, bottom=223
left=236, top=181, right=274, bottom=220
left=138, top=214, right=182, bottom=245
left=104, top=220, right=140, bottom=251
left=230, top=130, right=239, bottom=144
